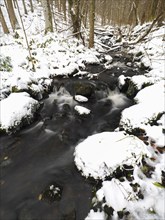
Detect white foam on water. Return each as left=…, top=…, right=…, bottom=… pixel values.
left=47, top=86, right=77, bottom=109
left=108, top=89, right=130, bottom=108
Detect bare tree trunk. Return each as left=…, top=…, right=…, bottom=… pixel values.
left=156, top=0, right=165, bottom=26
left=81, top=0, right=88, bottom=28
left=41, top=0, right=53, bottom=34
left=68, top=0, right=81, bottom=38
left=133, top=1, right=140, bottom=25
left=52, top=1, right=57, bottom=31
left=13, top=0, right=17, bottom=8
left=22, top=0, right=28, bottom=14
left=89, top=0, right=95, bottom=48
left=62, top=0, right=67, bottom=21
left=30, top=0, right=34, bottom=13
left=0, top=6, right=10, bottom=33
left=6, top=0, right=19, bottom=30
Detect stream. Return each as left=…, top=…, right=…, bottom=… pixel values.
left=0, top=59, right=145, bottom=220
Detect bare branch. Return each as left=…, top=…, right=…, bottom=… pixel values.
left=130, top=13, right=163, bottom=45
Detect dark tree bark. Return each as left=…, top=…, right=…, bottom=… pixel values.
left=89, top=0, right=95, bottom=48
left=22, top=0, right=28, bottom=14
left=30, top=0, right=34, bottom=13
left=68, top=0, right=81, bottom=38
left=0, top=6, right=10, bottom=33
left=6, top=0, right=20, bottom=30
left=41, top=0, right=53, bottom=34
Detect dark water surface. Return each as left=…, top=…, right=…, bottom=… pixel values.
left=0, top=75, right=133, bottom=220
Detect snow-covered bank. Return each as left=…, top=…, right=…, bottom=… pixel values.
left=74, top=24, right=165, bottom=219
left=75, top=130, right=165, bottom=219
left=0, top=92, right=40, bottom=133
left=120, top=80, right=164, bottom=134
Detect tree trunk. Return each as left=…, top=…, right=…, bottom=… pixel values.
left=22, top=0, right=28, bottom=14
left=68, top=0, right=81, bottom=38
left=41, top=0, right=53, bottom=34
left=62, top=0, right=67, bottom=21
left=0, top=6, right=10, bottom=34
left=81, top=0, right=88, bottom=28
left=89, top=0, right=95, bottom=48
left=30, top=0, right=34, bottom=13
left=6, top=0, right=19, bottom=30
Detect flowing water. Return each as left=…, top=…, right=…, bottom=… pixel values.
left=0, top=74, right=134, bottom=220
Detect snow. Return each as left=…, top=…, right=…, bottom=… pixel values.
left=0, top=1, right=101, bottom=101
left=53, top=63, right=79, bottom=77
left=0, top=1, right=165, bottom=219
left=78, top=50, right=100, bottom=65
left=145, top=125, right=164, bottom=147
left=130, top=26, right=165, bottom=81
left=74, top=131, right=150, bottom=179
left=135, top=80, right=164, bottom=104
left=74, top=95, right=88, bottom=103
left=74, top=105, right=91, bottom=115
left=118, top=75, right=126, bottom=89
left=100, top=179, right=135, bottom=211
left=104, top=54, right=113, bottom=63
left=0, top=92, right=39, bottom=132
left=120, top=81, right=165, bottom=142
left=118, top=74, right=156, bottom=91
left=85, top=210, right=106, bottom=220
left=93, top=162, right=165, bottom=219
left=75, top=24, right=165, bottom=219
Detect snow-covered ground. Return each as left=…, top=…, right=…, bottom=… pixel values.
left=0, top=0, right=102, bottom=132
left=74, top=25, right=165, bottom=220
left=0, top=0, right=165, bottom=219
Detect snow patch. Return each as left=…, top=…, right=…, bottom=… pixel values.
left=74, top=131, right=150, bottom=179
left=0, top=92, right=39, bottom=132
left=74, top=105, right=91, bottom=115
left=85, top=210, right=106, bottom=220
left=74, top=95, right=88, bottom=103
left=120, top=81, right=165, bottom=132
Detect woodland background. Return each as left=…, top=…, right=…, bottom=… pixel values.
left=1, top=0, right=165, bottom=49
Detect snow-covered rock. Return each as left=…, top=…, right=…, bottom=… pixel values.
left=120, top=81, right=165, bottom=132
left=0, top=92, right=40, bottom=132
left=145, top=125, right=165, bottom=148
left=131, top=75, right=154, bottom=90
left=74, top=95, right=88, bottom=103
left=74, top=131, right=150, bottom=179
left=74, top=105, right=91, bottom=115
left=135, top=80, right=164, bottom=104
left=78, top=50, right=100, bottom=65
left=85, top=210, right=106, bottom=220
left=97, top=179, right=135, bottom=211
left=93, top=163, right=165, bottom=219
left=118, top=74, right=155, bottom=93
left=53, top=62, right=79, bottom=76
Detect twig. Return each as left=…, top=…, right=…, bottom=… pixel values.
left=15, top=0, right=35, bottom=71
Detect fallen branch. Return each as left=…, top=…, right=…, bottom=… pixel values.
left=15, top=0, right=35, bottom=71
left=94, top=40, right=113, bottom=50
left=129, top=13, right=163, bottom=45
